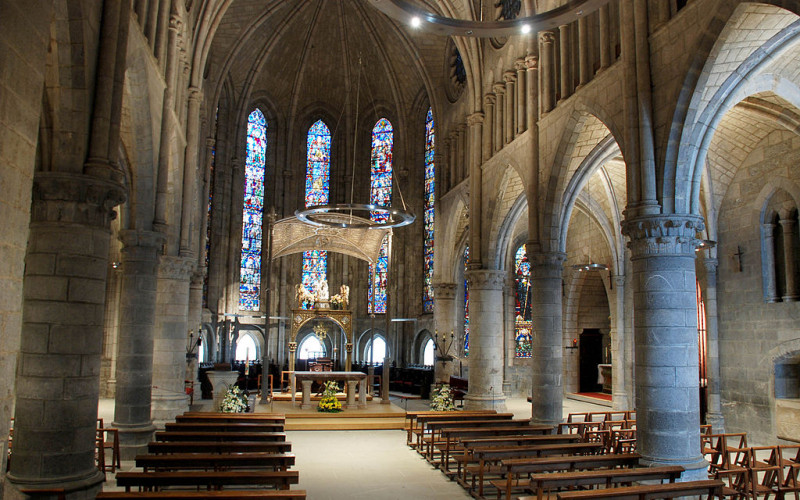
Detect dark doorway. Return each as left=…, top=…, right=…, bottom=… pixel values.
left=579, top=329, right=603, bottom=393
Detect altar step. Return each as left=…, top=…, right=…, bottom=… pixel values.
left=284, top=414, right=406, bottom=431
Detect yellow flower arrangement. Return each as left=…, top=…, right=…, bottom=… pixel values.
left=317, top=380, right=343, bottom=413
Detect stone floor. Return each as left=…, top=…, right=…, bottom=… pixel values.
left=97, top=397, right=609, bottom=499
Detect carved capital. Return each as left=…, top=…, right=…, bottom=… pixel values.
left=484, top=93, right=496, bottom=106
left=539, top=31, right=556, bottom=45
left=621, top=214, right=705, bottom=257
left=206, top=137, right=216, bottom=149
left=467, top=112, right=484, bottom=126
left=503, top=70, right=516, bottom=83
left=288, top=342, right=297, bottom=353
left=525, top=55, right=539, bottom=70
left=158, top=255, right=196, bottom=280
left=31, top=172, right=126, bottom=229
left=465, top=269, right=505, bottom=290
left=169, top=16, right=182, bottom=32
left=515, top=58, right=526, bottom=71
left=188, top=87, right=203, bottom=102
left=120, top=229, right=166, bottom=250
left=493, top=82, right=506, bottom=95
left=433, top=282, right=458, bottom=300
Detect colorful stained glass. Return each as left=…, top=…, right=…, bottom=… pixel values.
left=514, top=244, right=532, bottom=358
left=305, top=120, right=331, bottom=207
left=369, top=119, right=393, bottom=313
left=423, top=108, right=435, bottom=313
left=464, top=245, right=470, bottom=356
left=301, top=120, right=331, bottom=307
left=239, top=109, right=266, bottom=311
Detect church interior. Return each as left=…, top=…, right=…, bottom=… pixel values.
left=1, top=0, right=800, bottom=498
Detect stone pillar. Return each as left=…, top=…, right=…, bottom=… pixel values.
left=622, top=215, right=707, bottom=480
left=186, top=270, right=204, bottom=391
left=700, top=258, right=725, bottom=433
left=457, top=124, right=468, bottom=182
left=482, top=94, right=496, bottom=162
left=610, top=274, right=630, bottom=410
left=433, top=283, right=458, bottom=383
left=179, top=87, right=203, bottom=255
left=779, top=214, right=798, bottom=301
left=8, top=172, right=124, bottom=496
left=113, top=230, right=163, bottom=460
left=578, top=16, right=591, bottom=87
left=515, top=59, right=526, bottom=135
left=529, top=251, right=566, bottom=427
left=151, top=256, right=193, bottom=425
left=539, top=32, right=556, bottom=113
left=558, top=24, right=572, bottom=101
left=503, top=72, right=516, bottom=144
left=599, top=5, right=611, bottom=71
left=525, top=55, right=539, bottom=131
left=761, top=223, right=779, bottom=302
left=463, top=270, right=506, bottom=411
left=493, top=83, right=505, bottom=153
left=467, top=112, right=484, bottom=267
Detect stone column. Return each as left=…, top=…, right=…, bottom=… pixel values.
left=779, top=214, right=798, bottom=301
left=515, top=59, right=526, bottom=136
left=482, top=94, right=496, bottom=162
left=525, top=55, right=539, bottom=132
left=761, top=223, right=778, bottom=302
left=558, top=25, right=572, bottom=101
left=539, top=32, right=556, bottom=113
left=441, top=137, right=451, bottom=191
left=610, top=274, right=630, bottom=410
left=599, top=5, right=611, bottom=71
left=464, top=270, right=507, bottom=410
left=493, top=83, right=505, bottom=153
left=700, top=258, right=725, bottom=433
left=186, top=270, right=204, bottom=391
left=8, top=172, right=124, bottom=496
left=578, top=16, right=591, bottom=87
left=113, top=230, right=163, bottom=460
left=528, top=251, right=566, bottom=427
left=179, top=87, right=203, bottom=255
left=433, top=283, right=458, bottom=383
left=622, top=215, right=707, bottom=480
left=503, top=72, right=516, bottom=144
left=151, top=256, right=194, bottom=425
left=457, top=124, right=468, bottom=181
left=467, top=112, right=484, bottom=267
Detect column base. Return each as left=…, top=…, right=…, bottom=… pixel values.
left=114, top=421, right=156, bottom=461
left=151, top=389, right=189, bottom=427
left=463, top=393, right=506, bottom=412
left=611, top=390, right=630, bottom=411
left=781, top=295, right=799, bottom=302
left=706, top=412, right=726, bottom=434
left=639, top=456, right=709, bottom=482
left=6, top=466, right=104, bottom=499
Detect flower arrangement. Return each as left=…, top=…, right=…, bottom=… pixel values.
left=430, top=383, right=456, bottom=411
left=329, top=294, right=344, bottom=310
left=317, top=380, right=343, bottom=413
left=219, top=385, right=248, bottom=413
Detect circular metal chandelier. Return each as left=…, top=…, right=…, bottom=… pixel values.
left=295, top=203, right=416, bottom=229
left=367, top=0, right=611, bottom=38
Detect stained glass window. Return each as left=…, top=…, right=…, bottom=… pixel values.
left=369, top=118, right=393, bottom=313
left=515, top=244, right=533, bottom=358
left=239, top=109, right=266, bottom=311
left=423, top=108, right=435, bottom=313
left=301, top=120, right=331, bottom=308
left=464, top=245, right=470, bottom=356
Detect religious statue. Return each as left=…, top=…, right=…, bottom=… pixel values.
left=340, top=284, right=350, bottom=308
left=314, top=279, right=330, bottom=306
left=295, top=284, right=314, bottom=308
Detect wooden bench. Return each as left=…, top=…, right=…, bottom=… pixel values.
left=498, top=453, right=642, bottom=500
left=115, top=470, right=299, bottom=492
left=411, top=412, right=510, bottom=450
left=465, top=442, right=605, bottom=497
left=437, top=424, right=554, bottom=470
left=453, top=434, right=583, bottom=479
left=405, top=410, right=497, bottom=446
left=147, top=441, right=292, bottom=454
left=501, top=465, right=685, bottom=500
left=97, top=491, right=306, bottom=499
left=135, top=452, right=295, bottom=472
left=155, top=431, right=286, bottom=442
left=164, top=422, right=285, bottom=433
left=552, top=479, right=724, bottom=499
left=423, top=418, right=527, bottom=460
left=176, top=413, right=286, bottom=424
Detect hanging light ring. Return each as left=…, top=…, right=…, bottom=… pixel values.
left=295, top=203, right=415, bottom=229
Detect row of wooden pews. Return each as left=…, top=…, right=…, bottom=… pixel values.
left=703, top=431, right=800, bottom=498
left=97, top=412, right=306, bottom=499
left=406, top=409, right=724, bottom=500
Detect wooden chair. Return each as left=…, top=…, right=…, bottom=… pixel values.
left=97, top=419, right=121, bottom=474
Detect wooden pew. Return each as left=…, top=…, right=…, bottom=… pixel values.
left=437, top=424, right=554, bottom=470
left=97, top=491, right=306, bottom=499
left=465, top=442, right=605, bottom=497
left=504, top=465, right=685, bottom=500
left=424, top=418, right=527, bottom=460
left=154, top=431, right=286, bottom=442
left=147, top=441, right=292, bottom=454
left=410, top=412, right=510, bottom=450
left=552, top=479, right=724, bottom=499
left=497, top=453, right=642, bottom=500
left=164, top=422, right=285, bottom=433
left=176, top=413, right=286, bottom=424
left=404, top=410, right=497, bottom=446
left=115, top=470, right=300, bottom=492
left=135, top=452, right=295, bottom=472
left=453, top=434, right=582, bottom=479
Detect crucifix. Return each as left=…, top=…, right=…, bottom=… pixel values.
left=732, top=245, right=744, bottom=272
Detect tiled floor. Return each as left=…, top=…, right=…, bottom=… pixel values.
left=97, top=396, right=609, bottom=499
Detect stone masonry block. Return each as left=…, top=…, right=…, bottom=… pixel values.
left=21, top=353, right=81, bottom=377
left=23, top=276, right=68, bottom=301
left=67, top=277, right=106, bottom=304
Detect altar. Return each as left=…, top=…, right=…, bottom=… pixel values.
left=291, top=371, right=368, bottom=410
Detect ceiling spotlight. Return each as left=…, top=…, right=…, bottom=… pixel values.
left=521, top=24, right=531, bottom=34
left=410, top=16, right=421, bottom=28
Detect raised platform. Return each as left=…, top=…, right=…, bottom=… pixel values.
left=259, top=399, right=407, bottom=431
left=566, top=392, right=613, bottom=407
left=270, top=391, right=373, bottom=403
